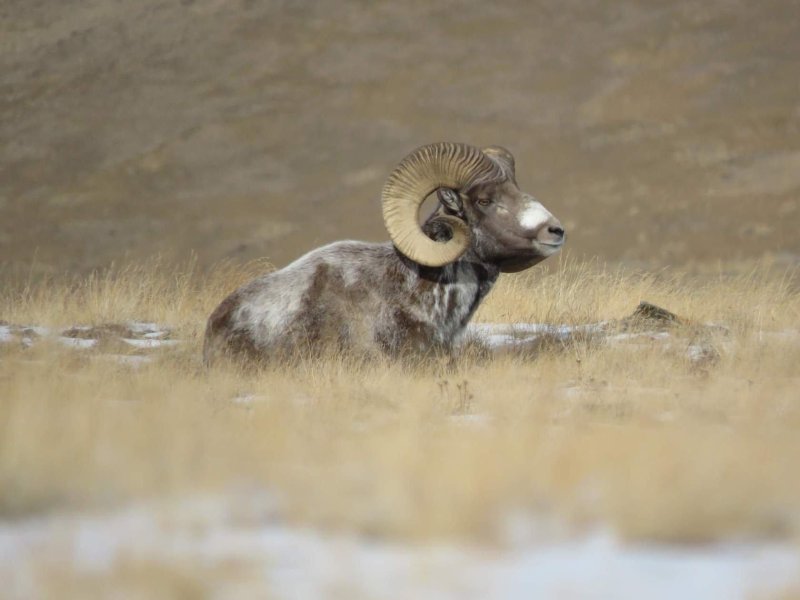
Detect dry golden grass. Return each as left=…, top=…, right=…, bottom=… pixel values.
left=38, top=559, right=218, bottom=600
left=1, top=255, right=799, bottom=546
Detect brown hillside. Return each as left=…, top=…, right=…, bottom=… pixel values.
left=2, top=0, right=799, bottom=277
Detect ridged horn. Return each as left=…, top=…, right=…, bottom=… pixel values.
left=382, top=142, right=501, bottom=267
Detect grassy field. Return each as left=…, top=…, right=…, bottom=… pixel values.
left=2, top=255, right=799, bottom=552
left=4, top=1, right=799, bottom=594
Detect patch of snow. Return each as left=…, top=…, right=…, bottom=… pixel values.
left=468, top=322, right=608, bottom=341
left=478, top=333, right=523, bottom=349
left=0, top=326, right=13, bottom=343
left=126, top=321, right=166, bottom=334
left=142, top=331, right=169, bottom=339
left=605, top=331, right=672, bottom=343
left=468, top=323, right=547, bottom=336
left=57, top=337, right=98, bottom=349
left=466, top=323, right=569, bottom=350
left=0, top=497, right=796, bottom=600
left=468, top=322, right=683, bottom=353
left=121, top=338, right=180, bottom=349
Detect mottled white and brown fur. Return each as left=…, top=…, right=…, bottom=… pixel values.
left=203, top=145, right=564, bottom=365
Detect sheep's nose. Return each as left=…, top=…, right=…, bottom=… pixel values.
left=537, top=219, right=565, bottom=247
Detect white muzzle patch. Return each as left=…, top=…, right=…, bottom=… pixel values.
left=518, top=201, right=554, bottom=232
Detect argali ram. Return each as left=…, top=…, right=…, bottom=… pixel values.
left=203, top=142, right=565, bottom=364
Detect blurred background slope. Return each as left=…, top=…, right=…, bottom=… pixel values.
left=1, top=0, right=799, bottom=277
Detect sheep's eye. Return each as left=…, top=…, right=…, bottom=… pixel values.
left=476, top=196, right=491, bottom=207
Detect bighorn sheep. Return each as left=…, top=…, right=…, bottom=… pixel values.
left=203, top=142, right=564, bottom=364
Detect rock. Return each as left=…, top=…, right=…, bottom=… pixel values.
left=620, top=301, right=683, bottom=330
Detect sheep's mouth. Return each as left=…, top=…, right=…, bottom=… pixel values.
left=523, top=236, right=564, bottom=253
left=532, top=233, right=566, bottom=255
left=535, top=241, right=565, bottom=259
left=504, top=227, right=565, bottom=251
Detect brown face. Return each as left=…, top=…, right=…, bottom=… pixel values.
left=462, top=180, right=565, bottom=273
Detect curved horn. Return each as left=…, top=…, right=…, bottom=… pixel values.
left=382, top=142, right=500, bottom=267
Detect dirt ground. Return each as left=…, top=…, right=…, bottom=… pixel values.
left=1, top=0, right=799, bottom=278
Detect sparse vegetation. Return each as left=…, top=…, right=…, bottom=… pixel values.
left=2, top=256, right=798, bottom=547
left=4, top=0, right=799, bottom=594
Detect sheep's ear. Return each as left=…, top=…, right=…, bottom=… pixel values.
left=482, top=146, right=516, bottom=182
left=437, top=188, right=463, bottom=216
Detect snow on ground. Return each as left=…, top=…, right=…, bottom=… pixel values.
left=464, top=320, right=749, bottom=369
left=0, top=495, right=796, bottom=599
left=2, top=320, right=798, bottom=369
left=465, top=321, right=607, bottom=349
left=0, top=321, right=179, bottom=365
left=2, top=319, right=799, bottom=596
